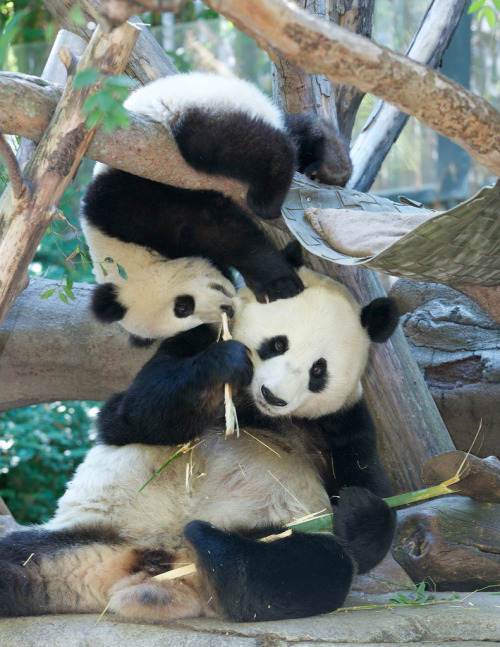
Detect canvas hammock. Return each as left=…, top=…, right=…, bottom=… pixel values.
left=282, top=177, right=500, bottom=287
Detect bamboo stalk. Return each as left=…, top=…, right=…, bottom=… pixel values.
left=157, top=466, right=467, bottom=582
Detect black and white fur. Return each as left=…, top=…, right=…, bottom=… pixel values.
left=81, top=72, right=352, bottom=342
left=0, top=247, right=397, bottom=622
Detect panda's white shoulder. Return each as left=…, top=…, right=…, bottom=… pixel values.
left=124, top=72, right=284, bottom=130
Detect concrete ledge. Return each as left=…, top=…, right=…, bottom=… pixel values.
left=1, top=593, right=499, bottom=647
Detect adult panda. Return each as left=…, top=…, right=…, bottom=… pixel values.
left=0, top=246, right=398, bottom=622
left=81, top=72, right=352, bottom=342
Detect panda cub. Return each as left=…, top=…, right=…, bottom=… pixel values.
left=0, top=246, right=398, bottom=623
left=81, top=72, right=352, bottom=342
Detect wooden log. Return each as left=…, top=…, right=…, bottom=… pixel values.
left=0, top=280, right=152, bottom=412
left=42, top=0, right=178, bottom=83
left=349, top=0, right=468, bottom=191
left=0, top=22, right=140, bottom=330
left=333, top=0, right=374, bottom=142
left=390, top=279, right=500, bottom=458
left=392, top=496, right=500, bottom=591
left=423, top=451, right=500, bottom=504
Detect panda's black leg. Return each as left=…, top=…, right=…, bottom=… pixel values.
left=183, top=520, right=355, bottom=622
left=333, top=487, right=396, bottom=575
left=284, top=113, right=352, bottom=187
left=171, top=108, right=297, bottom=220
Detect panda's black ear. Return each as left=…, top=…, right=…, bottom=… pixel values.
left=281, top=240, right=303, bottom=268
left=91, top=283, right=127, bottom=323
left=361, top=297, right=399, bottom=343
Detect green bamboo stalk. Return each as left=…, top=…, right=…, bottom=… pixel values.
left=288, top=480, right=457, bottom=534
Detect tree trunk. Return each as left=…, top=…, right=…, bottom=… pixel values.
left=0, top=22, right=137, bottom=329
left=0, top=280, right=152, bottom=411
left=349, top=0, right=468, bottom=191
left=390, top=279, right=500, bottom=460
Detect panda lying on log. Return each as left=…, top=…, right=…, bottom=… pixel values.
left=0, top=245, right=398, bottom=622
left=80, top=72, right=352, bottom=343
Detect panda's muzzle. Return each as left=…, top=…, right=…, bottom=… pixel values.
left=261, top=385, right=287, bottom=407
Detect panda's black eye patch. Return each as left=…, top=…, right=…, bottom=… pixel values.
left=174, top=295, right=195, bottom=318
left=257, top=335, right=288, bottom=360
left=309, top=358, right=328, bottom=393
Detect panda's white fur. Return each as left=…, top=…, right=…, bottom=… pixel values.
left=233, top=267, right=368, bottom=418
left=46, top=425, right=331, bottom=548
left=80, top=219, right=235, bottom=340
left=0, top=261, right=396, bottom=622
left=124, top=71, right=285, bottom=132
left=81, top=72, right=354, bottom=342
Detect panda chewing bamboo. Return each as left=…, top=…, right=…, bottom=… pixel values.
left=0, top=245, right=399, bottom=622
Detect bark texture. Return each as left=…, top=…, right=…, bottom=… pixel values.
left=0, top=280, right=153, bottom=411
left=393, top=496, right=500, bottom=591
left=349, top=0, right=468, bottom=191
left=0, top=23, right=140, bottom=331
left=390, top=279, right=500, bottom=459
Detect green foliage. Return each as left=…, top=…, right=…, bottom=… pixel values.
left=468, top=0, right=500, bottom=29
left=388, top=581, right=460, bottom=606
left=0, top=0, right=55, bottom=46
left=0, top=402, right=98, bottom=523
left=74, top=70, right=137, bottom=134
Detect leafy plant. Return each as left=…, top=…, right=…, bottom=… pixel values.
left=0, top=402, right=98, bottom=523
left=468, top=0, right=500, bottom=29
left=74, top=69, right=137, bottom=134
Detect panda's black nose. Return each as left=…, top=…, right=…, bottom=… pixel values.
left=220, top=304, right=234, bottom=319
left=261, top=385, right=287, bottom=407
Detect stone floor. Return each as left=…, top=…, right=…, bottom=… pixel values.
left=2, top=590, right=499, bottom=647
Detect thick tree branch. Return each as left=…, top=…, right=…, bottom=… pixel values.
left=0, top=134, right=27, bottom=199
left=349, top=0, right=468, bottom=192
left=42, top=0, right=178, bottom=83
left=0, top=280, right=152, bottom=411
left=189, top=0, right=500, bottom=177
left=333, top=0, right=374, bottom=141
left=0, top=71, right=247, bottom=200
left=0, top=23, right=140, bottom=331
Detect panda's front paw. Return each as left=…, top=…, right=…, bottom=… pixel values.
left=258, top=274, right=304, bottom=302
left=206, top=339, right=253, bottom=388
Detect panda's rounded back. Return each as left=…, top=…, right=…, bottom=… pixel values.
left=124, top=72, right=285, bottom=131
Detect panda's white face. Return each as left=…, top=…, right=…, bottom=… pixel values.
left=117, top=256, right=236, bottom=340
left=232, top=268, right=370, bottom=419
left=80, top=218, right=235, bottom=339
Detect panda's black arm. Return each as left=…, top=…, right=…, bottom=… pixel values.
left=97, top=325, right=253, bottom=447
left=316, top=398, right=394, bottom=499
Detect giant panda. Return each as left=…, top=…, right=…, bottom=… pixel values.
left=81, top=72, right=352, bottom=343
left=0, top=246, right=397, bottom=623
